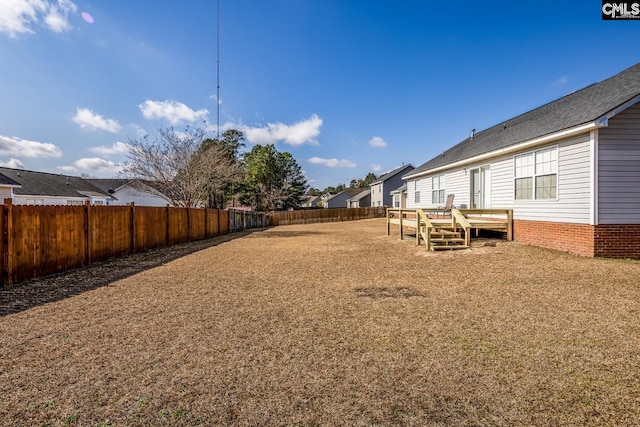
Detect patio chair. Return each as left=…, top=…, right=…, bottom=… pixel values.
left=438, top=194, right=455, bottom=218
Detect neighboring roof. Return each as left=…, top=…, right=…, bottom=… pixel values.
left=346, top=188, right=371, bottom=202
left=0, top=173, right=22, bottom=187
left=371, top=164, right=414, bottom=185
left=325, top=187, right=363, bottom=202
left=87, top=178, right=129, bottom=194
left=390, top=184, right=407, bottom=194
left=88, top=178, right=170, bottom=199
left=0, top=167, right=112, bottom=198
left=407, top=61, right=640, bottom=178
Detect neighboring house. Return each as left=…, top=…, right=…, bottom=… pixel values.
left=389, top=184, right=407, bottom=208
left=88, top=179, right=171, bottom=207
left=321, top=188, right=363, bottom=208
left=346, top=188, right=371, bottom=208
left=403, top=62, right=640, bottom=258
left=301, top=195, right=321, bottom=208
left=370, top=164, right=414, bottom=207
left=0, top=167, right=113, bottom=205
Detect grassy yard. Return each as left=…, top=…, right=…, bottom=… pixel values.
left=1, top=218, right=640, bottom=426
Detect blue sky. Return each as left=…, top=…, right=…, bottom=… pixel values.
left=1, top=1, right=639, bottom=190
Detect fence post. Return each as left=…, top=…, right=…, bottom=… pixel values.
left=187, top=206, right=192, bottom=242
left=204, top=207, right=209, bottom=238
left=84, top=201, right=90, bottom=265
left=130, top=202, right=136, bottom=254
left=1, top=198, right=11, bottom=287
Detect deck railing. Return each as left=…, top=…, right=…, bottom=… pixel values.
left=387, top=207, right=513, bottom=249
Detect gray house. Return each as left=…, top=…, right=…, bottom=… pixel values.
left=404, top=62, right=640, bottom=258
left=321, top=188, right=364, bottom=208
left=346, top=188, right=371, bottom=208
left=370, top=164, right=414, bottom=207
left=0, top=167, right=113, bottom=205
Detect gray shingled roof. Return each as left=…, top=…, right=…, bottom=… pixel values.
left=0, top=167, right=112, bottom=198
left=0, top=173, right=21, bottom=187
left=407, top=62, right=640, bottom=178
left=346, top=188, right=371, bottom=202
left=371, top=164, right=414, bottom=185
left=87, top=178, right=130, bottom=194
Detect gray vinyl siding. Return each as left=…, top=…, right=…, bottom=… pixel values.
left=406, top=177, right=430, bottom=209
left=407, top=133, right=592, bottom=223
left=443, top=170, right=469, bottom=208
left=491, top=133, right=592, bottom=223
left=0, top=187, right=12, bottom=200
left=598, top=102, right=640, bottom=224
left=370, top=183, right=383, bottom=207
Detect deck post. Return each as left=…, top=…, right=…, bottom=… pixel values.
left=399, top=209, right=404, bottom=240
left=507, top=209, right=513, bottom=241
left=386, top=208, right=390, bottom=236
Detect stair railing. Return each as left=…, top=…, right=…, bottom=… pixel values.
left=416, top=209, right=433, bottom=250
left=451, top=208, right=472, bottom=247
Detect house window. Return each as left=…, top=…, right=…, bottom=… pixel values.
left=514, top=147, right=557, bottom=200
left=67, top=200, right=84, bottom=206
left=431, top=175, right=445, bottom=204
left=26, top=199, right=44, bottom=205
left=393, top=194, right=400, bottom=208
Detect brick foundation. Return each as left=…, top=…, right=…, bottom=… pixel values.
left=513, top=220, right=640, bottom=259
left=594, top=224, right=640, bottom=259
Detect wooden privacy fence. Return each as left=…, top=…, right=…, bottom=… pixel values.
left=0, top=200, right=267, bottom=287
left=268, top=206, right=387, bottom=226
left=229, top=209, right=269, bottom=232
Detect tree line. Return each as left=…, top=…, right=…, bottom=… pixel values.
left=122, top=126, right=306, bottom=211
left=305, top=172, right=378, bottom=197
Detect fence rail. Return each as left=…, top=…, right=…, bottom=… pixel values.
left=268, top=206, right=387, bottom=226
left=0, top=200, right=267, bottom=287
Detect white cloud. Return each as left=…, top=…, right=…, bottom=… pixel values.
left=0, top=0, right=76, bottom=37
left=242, top=114, right=322, bottom=146
left=57, top=165, right=77, bottom=173
left=72, top=108, right=122, bottom=133
left=308, top=157, right=356, bottom=168
left=0, top=158, right=25, bottom=168
left=130, top=124, right=148, bottom=137
left=371, top=164, right=383, bottom=172
left=369, top=136, right=387, bottom=148
left=89, top=141, right=131, bottom=156
left=553, top=75, right=569, bottom=87
left=0, top=134, right=62, bottom=157
left=73, top=157, right=122, bottom=174
left=139, top=100, right=209, bottom=125
left=44, top=0, right=76, bottom=33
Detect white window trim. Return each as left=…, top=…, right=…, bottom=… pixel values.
left=513, top=145, right=558, bottom=201
left=431, top=174, right=446, bottom=204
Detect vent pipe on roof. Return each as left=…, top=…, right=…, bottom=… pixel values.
left=470, top=128, right=476, bottom=139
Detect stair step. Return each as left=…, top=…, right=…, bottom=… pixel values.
left=431, top=238, right=466, bottom=244
left=432, top=245, right=469, bottom=251
left=431, top=233, right=462, bottom=239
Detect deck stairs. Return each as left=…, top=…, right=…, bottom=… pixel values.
left=419, top=223, right=469, bottom=251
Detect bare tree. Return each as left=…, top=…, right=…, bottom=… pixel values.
left=122, top=125, right=242, bottom=207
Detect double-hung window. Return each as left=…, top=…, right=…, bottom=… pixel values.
left=414, top=179, right=421, bottom=204
left=514, top=147, right=557, bottom=200
left=431, top=175, right=445, bottom=204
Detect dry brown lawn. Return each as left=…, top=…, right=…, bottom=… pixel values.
left=2, top=218, right=640, bottom=426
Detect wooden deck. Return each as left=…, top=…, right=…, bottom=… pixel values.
left=386, top=208, right=513, bottom=250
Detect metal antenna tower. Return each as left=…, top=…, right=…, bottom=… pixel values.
left=216, top=0, right=221, bottom=139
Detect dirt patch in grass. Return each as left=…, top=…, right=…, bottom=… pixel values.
left=2, top=218, right=640, bottom=426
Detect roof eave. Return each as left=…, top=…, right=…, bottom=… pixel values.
left=595, top=93, right=640, bottom=127
left=403, top=121, right=602, bottom=180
